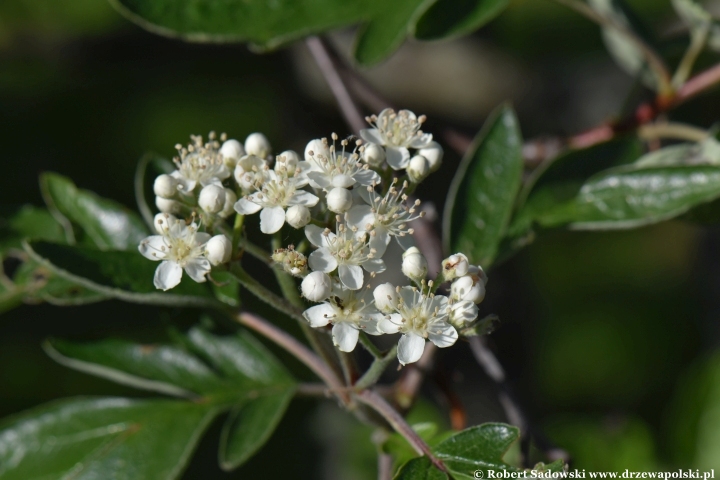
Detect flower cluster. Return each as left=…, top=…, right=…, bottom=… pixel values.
left=138, top=109, right=489, bottom=365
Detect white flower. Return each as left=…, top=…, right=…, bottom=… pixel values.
left=450, top=274, right=485, bottom=304
left=218, top=188, right=237, bottom=219
left=418, top=141, right=443, bottom=172
left=301, top=271, right=332, bottom=302
left=302, top=288, right=385, bottom=352
left=205, top=234, right=232, bottom=266
left=234, top=155, right=270, bottom=193
left=401, top=247, right=428, bottom=282
left=244, top=132, right=272, bottom=158
left=153, top=174, right=178, bottom=199
left=305, top=221, right=385, bottom=290
left=373, top=282, right=398, bottom=314
left=346, top=180, right=424, bottom=255
left=234, top=170, right=319, bottom=234
left=407, top=155, right=430, bottom=183
left=448, top=300, right=479, bottom=328
left=442, top=253, right=469, bottom=281
left=171, top=133, right=230, bottom=193
left=139, top=214, right=211, bottom=291
left=377, top=285, right=458, bottom=365
left=220, top=139, right=245, bottom=167
left=362, top=143, right=386, bottom=167
left=273, top=246, right=308, bottom=277
left=305, top=134, right=380, bottom=192
left=361, top=109, right=433, bottom=170
left=327, top=187, right=353, bottom=213
left=198, top=184, right=226, bottom=214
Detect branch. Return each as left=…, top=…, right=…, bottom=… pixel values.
left=306, top=36, right=366, bottom=135
left=354, top=345, right=398, bottom=391
left=394, top=343, right=437, bottom=410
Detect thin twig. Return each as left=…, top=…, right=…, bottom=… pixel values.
left=354, top=345, right=398, bottom=391
left=306, top=36, right=366, bottom=134
left=235, top=311, right=349, bottom=404
left=355, top=389, right=447, bottom=472
left=637, top=122, right=708, bottom=142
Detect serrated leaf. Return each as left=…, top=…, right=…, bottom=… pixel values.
left=25, top=241, right=220, bottom=308
left=413, top=0, right=508, bottom=40
left=395, top=456, right=449, bottom=480
left=219, top=388, right=294, bottom=470
left=40, top=172, right=148, bottom=250
left=0, top=397, right=217, bottom=480
left=530, top=165, right=720, bottom=230
left=444, top=105, right=523, bottom=268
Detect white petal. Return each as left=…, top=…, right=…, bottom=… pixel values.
left=332, top=323, right=359, bottom=352
left=409, top=133, right=433, bottom=149
left=370, top=228, right=390, bottom=257
left=377, top=314, right=401, bottom=334
left=289, top=190, right=319, bottom=207
left=362, top=258, right=386, bottom=274
left=234, top=197, right=262, bottom=215
left=184, top=258, right=211, bottom=283
left=360, top=314, right=384, bottom=336
left=138, top=235, right=167, bottom=261
left=331, top=174, right=356, bottom=188
left=153, top=261, right=183, bottom=291
left=304, top=224, right=325, bottom=247
left=360, top=128, right=384, bottom=145
left=193, top=232, right=211, bottom=247
left=308, top=248, right=338, bottom=273
left=307, top=171, right=332, bottom=189
left=353, top=169, right=381, bottom=186
left=398, top=333, right=426, bottom=366
left=260, top=206, right=286, bottom=234
left=338, top=264, right=364, bottom=290
left=385, top=147, right=410, bottom=170
left=303, top=303, right=334, bottom=327
left=395, top=233, right=416, bottom=250
left=428, top=322, right=458, bottom=348
left=346, top=205, right=375, bottom=230
left=451, top=301, right=479, bottom=325
left=398, top=286, right=418, bottom=306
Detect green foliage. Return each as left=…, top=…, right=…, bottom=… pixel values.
left=0, top=328, right=296, bottom=478
left=444, top=105, right=523, bottom=268
left=108, top=0, right=509, bottom=66
left=671, top=0, right=720, bottom=52
left=0, top=205, right=66, bottom=254
left=395, top=456, right=449, bottom=480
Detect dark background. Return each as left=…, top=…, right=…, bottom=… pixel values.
left=2, top=0, right=720, bottom=477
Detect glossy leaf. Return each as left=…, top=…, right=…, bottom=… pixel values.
left=40, top=172, right=148, bottom=250
left=414, top=0, right=508, bottom=40
left=0, top=205, right=67, bottom=254
left=633, top=139, right=720, bottom=168
left=219, top=388, right=295, bottom=470
left=529, top=165, right=720, bottom=230
left=444, top=105, right=523, bottom=267
left=12, top=260, right=108, bottom=306
left=0, top=397, right=217, bottom=480
left=394, top=456, right=449, bottom=480
left=25, top=241, right=219, bottom=308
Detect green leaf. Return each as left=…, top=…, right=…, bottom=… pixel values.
left=25, top=241, right=220, bottom=308
left=633, top=138, right=720, bottom=168
left=40, top=172, right=148, bottom=250
left=443, top=105, right=523, bottom=268
left=110, top=0, right=437, bottom=66
left=210, top=270, right=240, bottom=307
left=218, top=388, right=294, bottom=470
left=0, top=397, right=217, bottom=480
left=530, top=165, right=720, bottom=230
left=413, top=0, right=508, bottom=40
left=394, top=456, right=449, bottom=480
left=12, top=260, right=108, bottom=306
left=0, top=205, right=66, bottom=254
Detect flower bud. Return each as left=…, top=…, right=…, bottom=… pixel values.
left=442, top=253, right=469, bottom=281
left=219, top=188, right=237, bottom=219
left=234, top=155, right=266, bottom=191
left=153, top=174, right=178, bottom=199
left=272, top=247, right=307, bottom=277
left=362, top=143, right=386, bottom=167
left=327, top=187, right=353, bottom=213
left=220, top=139, right=245, bottom=167
left=301, top=271, right=332, bottom=302
left=418, top=141, right=444, bottom=172
left=407, top=155, right=430, bottom=183
left=402, top=247, right=428, bottom=281
left=451, top=275, right=485, bottom=304
left=305, top=138, right=329, bottom=162
left=155, top=196, right=181, bottom=214
left=449, top=300, right=479, bottom=328
left=205, top=235, right=232, bottom=266
left=198, top=184, right=226, bottom=214
left=285, top=205, right=311, bottom=228
left=469, top=265, right=488, bottom=286
left=276, top=150, right=300, bottom=174
left=373, top=283, right=398, bottom=314
left=153, top=213, right=174, bottom=234
left=244, top=132, right=272, bottom=158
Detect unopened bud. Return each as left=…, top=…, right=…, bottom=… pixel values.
left=373, top=283, right=398, bottom=314
left=220, top=139, right=245, bottom=167
left=469, top=265, right=488, bottom=286
left=219, top=188, right=237, bottom=219
left=285, top=205, right=311, bottom=228
left=327, top=187, right=353, bottom=213
left=198, top=184, right=226, bottom=214
left=205, top=235, right=232, bottom=266
left=153, top=174, right=178, bottom=199
left=155, top=196, right=181, bottom=214
left=244, top=132, right=272, bottom=158
left=305, top=138, right=329, bottom=162
left=402, top=246, right=428, bottom=281
left=276, top=150, right=300, bottom=173
left=442, top=253, right=469, bottom=281
left=301, top=271, right=332, bottom=302
left=362, top=143, right=386, bottom=167
left=407, top=155, right=430, bottom=183
left=418, top=141, right=443, bottom=172
left=451, top=275, right=485, bottom=304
